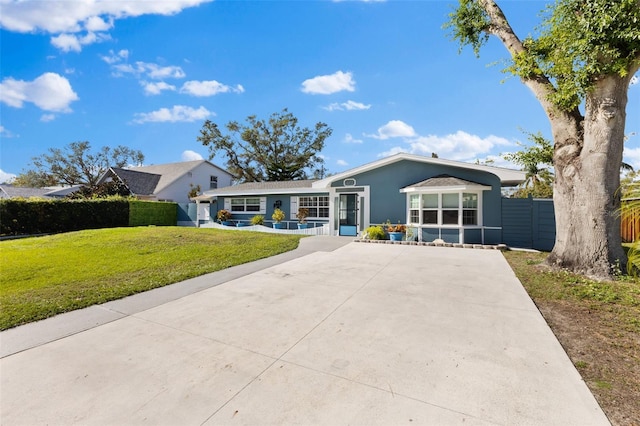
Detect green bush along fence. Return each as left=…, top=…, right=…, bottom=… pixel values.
left=0, top=199, right=177, bottom=236
left=129, top=201, right=177, bottom=227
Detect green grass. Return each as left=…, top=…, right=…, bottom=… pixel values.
left=503, top=250, right=640, bottom=333
left=0, top=227, right=304, bottom=330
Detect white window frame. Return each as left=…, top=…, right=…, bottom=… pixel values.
left=210, top=175, right=218, bottom=190
left=406, top=191, right=483, bottom=227
left=224, top=197, right=266, bottom=214
left=296, top=196, right=330, bottom=219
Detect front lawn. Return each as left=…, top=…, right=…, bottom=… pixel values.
left=0, top=227, right=303, bottom=330
left=503, top=250, right=640, bottom=426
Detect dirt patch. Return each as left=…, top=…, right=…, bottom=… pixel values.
left=535, top=300, right=640, bottom=426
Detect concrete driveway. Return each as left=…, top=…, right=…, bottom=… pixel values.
left=1, top=238, right=608, bottom=425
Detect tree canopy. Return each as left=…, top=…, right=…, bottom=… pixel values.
left=15, top=141, right=144, bottom=188
left=446, top=0, right=640, bottom=279
left=197, top=109, right=332, bottom=183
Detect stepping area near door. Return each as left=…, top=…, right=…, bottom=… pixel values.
left=0, top=238, right=608, bottom=425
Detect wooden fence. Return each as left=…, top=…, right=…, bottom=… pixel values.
left=621, top=207, right=639, bottom=243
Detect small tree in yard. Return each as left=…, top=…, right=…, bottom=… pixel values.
left=503, top=131, right=554, bottom=198
left=197, top=109, right=332, bottom=183
left=447, top=0, right=640, bottom=279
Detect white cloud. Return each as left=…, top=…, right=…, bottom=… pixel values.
left=379, top=130, right=512, bottom=162
left=323, top=100, right=371, bottom=111
left=180, top=80, right=244, bottom=97
left=344, top=133, right=363, bottom=144
left=367, top=120, right=416, bottom=140
left=84, top=15, right=113, bottom=32
left=142, top=81, right=176, bottom=95
left=0, top=0, right=212, bottom=51
left=51, top=31, right=110, bottom=52
left=624, top=147, right=640, bottom=170
left=336, top=159, right=349, bottom=167
left=109, top=61, right=185, bottom=79
left=0, top=125, right=17, bottom=138
left=631, top=75, right=638, bottom=86
left=0, top=169, right=17, bottom=184
left=40, top=113, right=56, bottom=122
left=0, top=72, right=79, bottom=112
left=181, top=150, right=204, bottom=161
left=100, top=49, right=129, bottom=64
left=301, top=70, right=355, bottom=95
left=132, top=105, right=212, bottom=124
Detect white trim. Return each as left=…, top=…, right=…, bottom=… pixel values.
left=203, top=187, right=328, bottom=197
left=328, top=185, right=370, bottom=236
left=400, top=184, right=491, bottom=193
left=228, top=196, right=266, bottom=214
left=296, top=195, right=330, bottom=220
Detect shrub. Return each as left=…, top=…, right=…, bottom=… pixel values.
left=129, top=201, right=177, bottom=226
left=251, top=215, right=265, bottom=225
left=365, top=225, right=385, bottom=240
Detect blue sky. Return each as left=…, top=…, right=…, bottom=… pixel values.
left=1, top=0, right=638, bottom=183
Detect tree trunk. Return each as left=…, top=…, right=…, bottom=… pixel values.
left=547, top=75, right=629, bottom=280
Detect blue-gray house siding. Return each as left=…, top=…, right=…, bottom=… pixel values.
left=200, top=153, right=526, bottom=244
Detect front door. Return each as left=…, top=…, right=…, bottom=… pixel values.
left=339, top=194, right=358, bottom=236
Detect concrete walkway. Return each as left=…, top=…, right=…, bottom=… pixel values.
left=1, top=238, right=609, bottom=425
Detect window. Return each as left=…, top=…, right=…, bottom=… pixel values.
left=422, top=194, right=438, bottom=224
left=442, top=193, right=459, bottom=225
left=462, top=193, right=478, bottom=225
left=230, top=197, right=261, bottom=212
left=210, top=175, right=218, bottom=190
left=299, top=196, right=329, bottom=218
left=409, top=195, right=420, bottom=223
left=410, top=192, right=481, bottom=226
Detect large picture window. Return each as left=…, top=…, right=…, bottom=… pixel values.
left=299, top=196, right=329, bottom=218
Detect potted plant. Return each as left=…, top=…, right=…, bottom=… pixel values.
left=296, top=207, right=309, bottom=229
left=386, top=221, right=406, bottom=241
left=272, top=208, right=286, bottom=229
left=217, top=209, right=233, bottom=226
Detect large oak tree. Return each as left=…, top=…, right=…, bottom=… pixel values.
left=447, top=0, right=640, bottom=279
left=197, top=109, right=332, bottom=182
left=16, top=141, right=144, bottom=188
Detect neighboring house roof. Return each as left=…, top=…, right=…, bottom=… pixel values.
left=401, top=175, right=492, bottom=192
left=0, top=184, right=82, bottom=199
left=312, top=153, right=526, bottom=188
left=207, top=180, right=321, bottom=196
left=128, top=160, right=232, bottom=194
left=0, top=185, right=52, bottom=199
left=109, top=168, right=161, bottom=196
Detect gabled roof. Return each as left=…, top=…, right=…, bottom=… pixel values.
left=206, top=180, right=321, bottom=196
left=312, top=153, right=526, bottom=188
left=400, top=174, right=491, bottom=193
left=129, top=160, right=231, bottom=194
left=110, top=168, right=161, bottom=196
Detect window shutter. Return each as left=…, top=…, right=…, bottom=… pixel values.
left=290, top=197, right=298, bottom=220
left=259, top=197, right=266, bottom=214
left=224, top=198, right=231, bottom=210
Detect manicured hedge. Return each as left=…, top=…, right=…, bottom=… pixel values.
left=129, top=201, right=177, bottom=227
left=0, top=198, right=177, bottom=236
